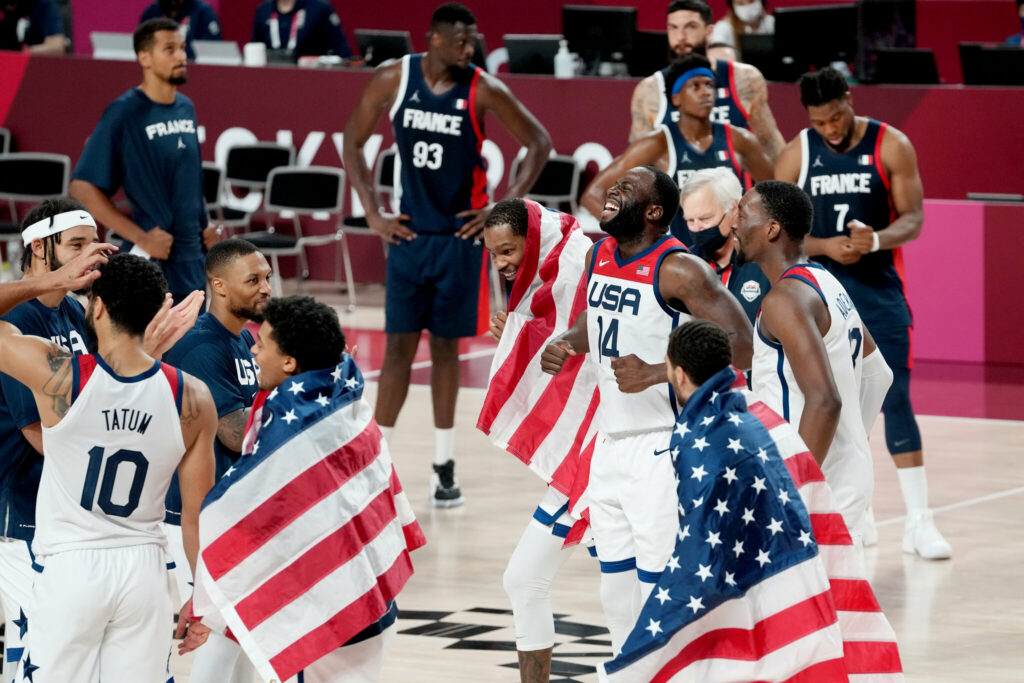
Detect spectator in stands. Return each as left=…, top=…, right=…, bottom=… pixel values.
left=1005, top=0, right=1024, bottom=46
left=0, top=0, right=65, bottom=55
left=710, top=0, right=774, bottom=50
left=140, top=0, right=222, bottom=61
left=251, top=0, right=351, bottom=61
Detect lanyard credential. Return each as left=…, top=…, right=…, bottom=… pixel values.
left=268, top=8, right=305, bottom=51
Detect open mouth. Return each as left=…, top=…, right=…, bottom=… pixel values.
left=501, top=268, right=517, bottom=281
left=601, top=197, right=620, bottom=221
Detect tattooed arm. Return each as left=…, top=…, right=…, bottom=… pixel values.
left=628, top=75, right=664, bottom=143
left=733, top=62, right=785, bottom=163
left=0, top=322, right=75, bottom=428
left=216, top=408, right=251, bottom=453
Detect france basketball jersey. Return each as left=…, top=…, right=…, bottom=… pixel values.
left=587, top=236, right=690, bottom=437
left=34, top=355, right=186, bottom=556
left=661, top=121, right=746, bottom=190
left=798, top=119, right=909, bottom=330
left=389, top=54, right=489, bottom=234
left=750, top=263, right=872, bottom=523
left=654, top=60, right=750, bottom=129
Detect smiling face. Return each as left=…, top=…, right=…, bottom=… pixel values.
left=600, top=168, right=656, bottom=243
left=251, top=320, right=296, bottom=391
left=212, top=252, right=273, bottom=322
left=667, top=9, right=712, bottom=57
left=483, top=223, right=526, bottom=282
left=806, top=94, right=856, bottom=152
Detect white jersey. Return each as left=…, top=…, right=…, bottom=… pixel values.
left=586, top=236, right=690, bottom=437
left=751, top=263, right=872, bottom=499
left=34, top=354, right=186, bottom=556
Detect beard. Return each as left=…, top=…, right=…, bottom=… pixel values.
left=599, top=199, right=648, bottom=244
left=169, top=73, right=188, bottom=86
left=84, top=304, right=98, bottom=353
left=49, top=252, right=91, bottom=297
left=232, top=304, right=264, bottom=323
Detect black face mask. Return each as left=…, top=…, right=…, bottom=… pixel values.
left=689, top=225, right=730, bottom=255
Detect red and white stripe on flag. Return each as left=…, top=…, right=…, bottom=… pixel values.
left=477, top=200, right=598, bottom=503
left=194, top=395, right=424, bottom=682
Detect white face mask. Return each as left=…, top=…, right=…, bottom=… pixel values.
left=734, top=1, right=764, bottom=23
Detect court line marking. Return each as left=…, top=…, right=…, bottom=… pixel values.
left=360, top=348, right=496, bottom=380
left=876, top=483, right=1024, bottom=527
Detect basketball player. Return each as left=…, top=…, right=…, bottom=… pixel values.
left=162, top=238, right=270, bottom=683
left=0, top=200, right=201, bottom=683
left=680, top=168, right=770, bottom=323
left=71, top=17, right=220, bottom=305
left=542, top=166, right=753, bottom=652
left=481, top=199, right=596, bottom=682
left=0, top=254, right=217, bottom=683
left=775, top=68, right=950, bottom=559
left=583, top=54, right=773, bottom=236
left=629, top=0, right=785, bottom=162
left=733, top=180, right=893, bottom=543
left=343, top=2, right=551, bottom=507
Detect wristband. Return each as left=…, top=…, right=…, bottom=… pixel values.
left=870, top=232, right=880, bottom=253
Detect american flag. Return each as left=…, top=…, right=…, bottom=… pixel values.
left=477, top=200, right=598, bottom=509
left=193, top=358, right=425, bottom=682
left=600, top=368, right=903, bottom=682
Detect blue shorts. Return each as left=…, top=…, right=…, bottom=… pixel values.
left=385, top=234, right=487, bottom=338
left=871, top=322, right=922, bottom=454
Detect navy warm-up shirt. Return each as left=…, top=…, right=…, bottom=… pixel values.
left=73, top=88, right=207, bottom=297
left=0, top=297, right=87, bottom=540
left=140, top=0, right=222, bottom=61
left=251, top=0, right=351, bottom=58
left=0, top=0, right=63, bottom=51
left=162, top=312, right=257, bottom=523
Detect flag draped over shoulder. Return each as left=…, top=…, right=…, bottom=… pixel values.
left=600, top=367, right=903, bottom=683
left=477, top=199, right=599, bottom=504
left=193, top=357, right=425, bottom=683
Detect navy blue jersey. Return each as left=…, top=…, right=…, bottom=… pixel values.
left=662, top=121, right=746, bottom=191
left=704, top=252, right=770, bottom=325
left=140, top=0, right=221, bottom=61
left=389, top=54, right=489, bottom=235
left=251, top=0, right=350, bottom=58
left=0, top=0, right=62, bottom=50
left=798, top=118, right=909, bottom=330
left=656, top=59, right=750, bottom=130
left=0, top=296, right=87, bottom=540
left=162, top=312, right=257, bottom=523
left=73, top=88, right=207, bottom=296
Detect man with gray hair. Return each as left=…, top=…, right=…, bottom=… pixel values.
left=680, top=167, right=770, bottom=322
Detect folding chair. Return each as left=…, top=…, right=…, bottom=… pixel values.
left=0, top=153, right=71, bottom=279
left=220, top=143, right=295, bottom=233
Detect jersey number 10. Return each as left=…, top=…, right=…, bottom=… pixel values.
left=80, top=447, right=150, bottom=518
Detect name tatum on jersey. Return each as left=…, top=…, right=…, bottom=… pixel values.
left=101, top=408, right=154, bottom=434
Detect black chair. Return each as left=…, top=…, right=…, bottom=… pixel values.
left=0, top=153, right=71, bottom=278
left=509, top=153, right=581, bottom=215
left=221, top=143, right=295, bottom=232
left=960, top=42, right=1024, bottom=85
left=238, top=166, right=349, bottom=303
left=0, top=128, right=10, bottom=155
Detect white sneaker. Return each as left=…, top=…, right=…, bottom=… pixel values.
left=860, top=506, right=879, bottom=547
left=902, top=510, right=952, bottom=559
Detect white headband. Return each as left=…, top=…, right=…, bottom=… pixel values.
left=22, top=210, right=98, bottom=246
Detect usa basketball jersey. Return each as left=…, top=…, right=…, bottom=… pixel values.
left=34, top=355, right=186, bottom=556
left=655, top=60, right=750, bottom=129
left=389, top=54, right=489, bottom=234
left=798, top=119, right=909, bottom=330
left=587, top=236, right=690, bottom=436
left=661, top=121, right=746, bottom=190
left=751, top=264, right=871, bottom=482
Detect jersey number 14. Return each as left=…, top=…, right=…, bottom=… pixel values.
left=80, top=447, right=150, bottom=518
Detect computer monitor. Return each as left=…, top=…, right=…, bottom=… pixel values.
left=628, top=30, right=669, bottom=77
left=872, top=47, right=939, bottom=84
left=959, top=43, right=1024, bottom=86
left=504, top=34, right=563, bottom=75
left=562, top=4, right=637, bottom=71
left=774, top=4, right=858, bottom=73
left=355, top=29, right=414, bottom=67
left=90, top=32, right=135, bottom=61
left=736, top=34, right=792, bottom=82
left=193, top=40, right=242, bottom=66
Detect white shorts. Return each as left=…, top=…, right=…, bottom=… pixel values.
left=0, top=538, right=35, bottom=683
left=283, top=624, right=395, bottom=683
left=531, top=487, right=595, bottom=552
left=25, top=544, right=172, bottom=683
left=587, top=430, right=678, bottom=579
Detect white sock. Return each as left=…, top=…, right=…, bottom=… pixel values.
left=896, top=465, right=929, bottom=516
left=434, top=427, right=455, bottom=467
left=379, top=425, right=394, bottom=444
